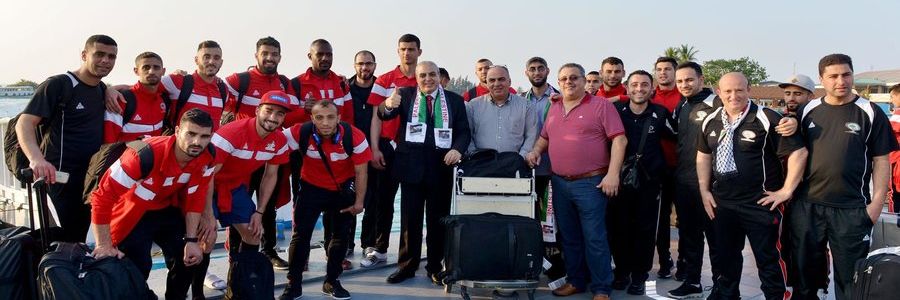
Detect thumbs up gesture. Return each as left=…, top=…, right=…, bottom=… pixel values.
left=384, top=89, right=401, bottom=109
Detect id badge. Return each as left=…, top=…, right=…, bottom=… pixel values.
left=435, top=128, right=452, bottom=149
left=406, top=122, right=426, bottom=143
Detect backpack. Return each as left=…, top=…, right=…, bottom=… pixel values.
left=162, top=75, right=228, bottom=135
left=220, top=72, right=290, bottom=125
left=38, top=242, right=150, bottom=300
left=457, top=149, right=532, bottom=178
left=224, top=250, right=274, bottom=300
left=3, top=74, right=94, bottom=183
left=288, top=122, right=354, bottom=195
left=81, top=140, right=155, bottom=205
left=466, top=87, right=477, bottom=101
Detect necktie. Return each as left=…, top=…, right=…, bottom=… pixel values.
left=426, top=94, right=434, bottom=116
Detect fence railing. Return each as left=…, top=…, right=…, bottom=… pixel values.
left=0, top=117, right=34, bottom=225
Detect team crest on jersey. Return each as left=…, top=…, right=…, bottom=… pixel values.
left=242, top=143, right=249, bottom=149
left=845, top=122, right=861, bottom=135
left=265, top=141, right=276, bottom=151
left=694, top=111, right=707, bottom=121
left=253, top=90, right=260, bottom=96
left=648, top=125, right=656, bottom=134
left=133, top=114, right=142, bottom=121
left=740, top=130, right=756, bottom=142
left=144, top=177, right=154, bottom=185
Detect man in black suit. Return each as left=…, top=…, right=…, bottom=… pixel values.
left=378, top=61, right=471, bottom=285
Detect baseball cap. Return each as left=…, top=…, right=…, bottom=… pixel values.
left=258, top=91, right=294, bottom=111
left=778, top=74, right=815, bottom=93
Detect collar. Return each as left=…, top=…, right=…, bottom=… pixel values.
left=246, top=117, right=266, bottom=142
left=655, top=85, right=678, bottom=94
left=419, top=88, right=440, bottom=99
left=599, top=83, right=625, bottom=96
left=893, top=108, right=900, bottom=116
left=250, top=67, right=281, bottom=79
left=487, top=93, right=512, bottom=107
left=392, top=65, right=415, bottom=80
left=132, top=81, right=163, bottom=97
left=530, top=84, right=555, bottom=98
left=558, top=93, right=592, bottom=104
left=191, top=71, right=220, bottom=86
left=301, top=67, right=337, bottom=81
left=729, top=102, right=758, bottom=125
left=349, top=74, right=376, bottom=88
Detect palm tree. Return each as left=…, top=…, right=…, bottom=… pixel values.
left=662, top=44, right=699, bottom=63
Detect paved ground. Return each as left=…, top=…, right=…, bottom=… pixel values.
left=148, top=227, right=838, bottom=299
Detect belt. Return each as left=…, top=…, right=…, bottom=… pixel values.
left=556, top=167, right=608, bottom=181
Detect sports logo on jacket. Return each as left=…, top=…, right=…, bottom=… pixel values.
left=695, top=110, right=708, bottom=121
left=265, top=141, right=276, bottom=151
left=845, top=122, right=861, bottom=135
left=740, top=130, right=756, bottom=142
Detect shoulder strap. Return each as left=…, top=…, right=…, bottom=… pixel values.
left=290, top=77, right=303, bottom=99
left=636, top=118, right=652, bottom=157
left=339, top=80, right=348, bottom=94
left=278, top=75, right=290, bottom=93
left=298, top=122, right=314, bottom=157
left=467, top=87, right=476, bottom=100
left=121, top=90, right=138, bottom=124
left=217, top=80, right=228, bottom=114
left=125, top=140, right=154, bottom=179
left=340, top=122, right=353, bottom=156
left=236, top=72, right=250, bottom=113
left=172, top=75, right=195, bottom=121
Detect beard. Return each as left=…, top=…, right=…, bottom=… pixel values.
left=529, top=77, right=546, bottom=87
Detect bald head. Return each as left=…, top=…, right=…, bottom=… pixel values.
left=719, top=72, right=749, bottom=90
left=416, top=61, right=441, bottom=93
left=717, top=72, right=751, bottom=115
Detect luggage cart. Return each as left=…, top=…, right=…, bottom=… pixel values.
left=444, top=167, right=539, bottom=300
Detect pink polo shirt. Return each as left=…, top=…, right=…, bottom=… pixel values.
left=540, top=94, right=625, bottom=177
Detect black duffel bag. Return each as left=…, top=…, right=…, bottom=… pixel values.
left=443, top=213, right=543, bottom=283
left=38, top=242, right=150, bottom=300
left=457, top=149, right=531, bottom=178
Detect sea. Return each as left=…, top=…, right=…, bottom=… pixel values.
left=0, top=97, right=29, bottom=118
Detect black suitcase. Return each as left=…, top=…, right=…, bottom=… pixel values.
left=225, top=250, right=275, bottom=300
left=0, top=169, right=63, bottom=300
left=38, top=242, right=150, bottom=300
left=871, top=213, right=900, bottom=250
left=851, top=249, right=900, bottom=300
left=443, top=213, right=543, bottom=282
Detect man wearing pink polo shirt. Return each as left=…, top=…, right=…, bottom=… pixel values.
left=526, top=63, right=627, bottom=300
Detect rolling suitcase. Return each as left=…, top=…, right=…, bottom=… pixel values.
left=851, top=247, right=900, bottom=300
left=38, top=242, right=150, bottom=300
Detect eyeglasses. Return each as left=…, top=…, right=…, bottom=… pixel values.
left=559, top=75, right=582, bottom=82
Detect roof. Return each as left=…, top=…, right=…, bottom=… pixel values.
left=748, top=85, right=826, bottom=100
left=856, top=69, right=900, bottom=85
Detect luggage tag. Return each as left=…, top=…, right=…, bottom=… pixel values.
left=406, top=122, right=426, bottom=143
left=548, top=276, right=567, bottom=290
left=435, top=128, right=452, bottom=149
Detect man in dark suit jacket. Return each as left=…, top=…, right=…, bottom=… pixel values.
left=378, top=61, right=471, bottom=285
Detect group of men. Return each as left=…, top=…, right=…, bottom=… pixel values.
left=14, top=32, right=899, bottom=300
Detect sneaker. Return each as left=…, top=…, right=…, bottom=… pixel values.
left=658, top=258, right=674, bottom=279
left=268, top=253, right=290, bottom=270
left=667, top=282, right=703, bottom=299
left=278, top=286, right=303, bottom=300
left=360, top=250, right=387, bottom=267
left=323, top=280, right=351, bottom=300
left=342, top=259, right=353, bottom=270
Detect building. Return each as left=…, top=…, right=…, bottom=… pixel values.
left=0, top=86, right=34, bottom=98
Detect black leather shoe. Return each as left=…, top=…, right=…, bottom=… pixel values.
left=428, top=272, right=445, bottom=286
left=386, top=270, right=415, bottom=284
left=612, top=277, right=630, bottom=290
left=627, top=281, right=646, bottom=295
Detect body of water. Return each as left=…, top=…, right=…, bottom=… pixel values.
left=0, top=97, right=29, bottom=118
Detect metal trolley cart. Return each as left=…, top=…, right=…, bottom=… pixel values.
left=444, top=167, right=538, bottom=300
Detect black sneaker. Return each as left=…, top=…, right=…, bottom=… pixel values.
left=323, top=280, right=351, bottom=300
left=658, top=258, right=674, bottom=279
left=673, top=270, right=686, bottom=282
left=278, top=286, right=303, bottom=300
left=627, top=281, right=646, bottom=295
left=268, top=254, right=290, bottom=270
left=667, top=282, right=703, bottom=299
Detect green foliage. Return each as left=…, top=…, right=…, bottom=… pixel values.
left=446, top=76, right=474, bottom=95
left=662, top=44, right=699, bottom=63
left=8, top=79, right=37, bottom=88
left=702, top=57, right=768, bottom=86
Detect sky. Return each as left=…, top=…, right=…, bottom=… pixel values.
left=2, top=0, right=899, bottom=90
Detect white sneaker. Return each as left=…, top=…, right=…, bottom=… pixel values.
left=360, top=248, right=387, bottom=267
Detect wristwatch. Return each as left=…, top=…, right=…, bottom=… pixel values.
left=183, top=237, right=199, bottom=243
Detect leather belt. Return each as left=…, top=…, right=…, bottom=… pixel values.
left=556, top=167, right=608, bottom=181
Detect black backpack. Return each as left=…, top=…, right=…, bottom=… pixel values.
left=81, top=140, right=155, bottom=205
left=220, top=72, right=290, bottom=125
left=3, top=74, right=83, bottom=183
left=457, top=149, right=532, bottom=178
left=225, top=250, right=274, bottom=300
left=162, top=75, right=228, bottom=135
left=38, top=242, right=150, bottom=300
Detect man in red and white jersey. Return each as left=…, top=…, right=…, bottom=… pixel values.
left=462, top=58, right=518, bottom=101
left=209, top=91, right=292, bottom=273
left=280, top=101, right=371, bottom=300
left=90, top=109, right=216, bottom=299
left=104, top=52, right=167, bottom=143
left=651, top=56, right=680, bottom=278
left=362, top=33, right=421, bottom=266
left=293, top=39, right=354, bottom=124
left=890, top=83, right=900, bottom=212
left=222, top=36, right=299, bottom=124
left=160, top=40, right=229, bottom=130
left=596, top=56, right=629, bottom=103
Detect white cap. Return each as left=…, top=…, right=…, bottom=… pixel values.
left=778, top=74, right=815, bottom=93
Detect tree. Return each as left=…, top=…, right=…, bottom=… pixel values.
left=8, top=79, right=37, bottom=88
left=662, top=44, right=699, bottom=63
left=446, top=76, right=474, bottom=95
left=702, top=57, right=769, bottom=86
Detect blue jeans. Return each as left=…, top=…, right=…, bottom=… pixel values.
left=551, top=174, right=612, bottom=295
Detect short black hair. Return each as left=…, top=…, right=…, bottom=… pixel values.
left=180, top=108, right=213, bottom=128
left=601, top=56, right=624, bottom=67
left=890, top=83, right=900, bottom=95
left=256, top=36, right=281, bottom=51
left=476, top=58, right=491, bottom=64
left=310, top=39, right=331, bottom=48
left=627, top=70, right=654, bottom=83
left=676, top=61, right=704, bottom=77
left=312, top=100, right=338, bottom=111
left=355, top=50, right=375, bottom=62
left=439, top=68, right=450, bottom=79
left=818, top=53, right=853, bottom=76
left=134, top=52, right=162, bottom=65
left=526, top=56, right=548, bottom=68
left=197, top=40, right=220, bottom=51
left=587, top=71, right=600, bottom=76
left=85, top=34, right=117, bottom=49
left=655, top=56, right=678, bottom=69
left=398, top=34, right=421, bottom=48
